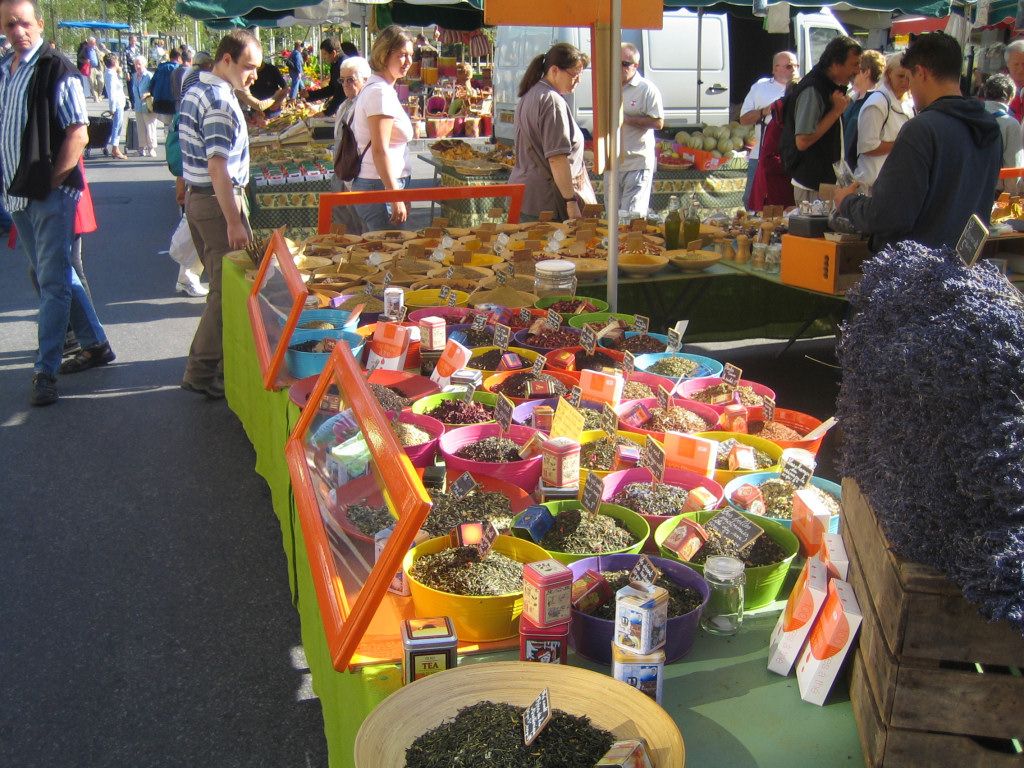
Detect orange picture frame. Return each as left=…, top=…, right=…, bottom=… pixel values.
left=246, top=229, right=309, bottom=390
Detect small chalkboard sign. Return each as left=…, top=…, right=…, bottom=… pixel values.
left=634, top=315, right=650, bottom=335
left=471, top=314, right=488, bottom=332
left=531, top=355, right=547, bottom=376
left=496, top=270, right=508, bottom=286
left=705, top=508, right=764, bottom=553
left=956, top=214, right=989, bottom=267
left=364, top=283, right=375, bottom=295
left=665, top=328, right=683, bottom=353
left=388, top=305, right=407, bottom=324
left=601, top=403, right=618, bottom=436
left=657, top=385, right=671, bottom=411
left=520, top=307, right=533, bottom=325
left=505, top=264, right=517, bottom=278
left=439, top=286, right=451, bottom=301
left=545, top=309, right=563, bottom=330
left=642, top=436, right=666, bottom=481
left=447, top=292, right=458, bottom=307
left=495, top=393, right=514, bottom=433
left=623, top=351, right=636, bottom=374
left=780, top=454, right=815, bottom=488
left=581, top=470, right=605, bottom=515
left=629, top=555, right=660, bottom=588
left=445, top=265, right=456, bottom=280
left=722, top=363, right=742, bottom=389
left=763, top=396, right=776, bottom=424
left=567, top=385, right=583, bottom=408
left=581, top=326, right=597, bottom=354
left=522, top=688, right=552, bottom=747
left=495, top=323, right=512, bottom=351
left=450, top=472, right=479, bottom=499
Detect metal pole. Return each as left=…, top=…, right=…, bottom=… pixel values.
left=696, top=9, right=703, bottom=125
left=605, top=0, right=622, bottom=313
left=194, top=20, right=199, bottom=52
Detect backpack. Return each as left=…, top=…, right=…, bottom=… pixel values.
left=166, top=113, right=182, bottom=178
left=333, top=97, right=371, bottom=182
left=845, top=92, right=892, bottom=172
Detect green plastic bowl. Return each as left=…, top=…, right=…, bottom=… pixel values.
left=534, top=294, right=610, bottom=313
left=654, top=510, right=799, bottom=609
left=512, top=500, right=650, bottom=565
left=567, top=311, right=637, bottom=330
left=409, top=391, right=498, bottom=427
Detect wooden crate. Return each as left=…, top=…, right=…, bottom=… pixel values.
left=841, top=479, right=1024, bottom=767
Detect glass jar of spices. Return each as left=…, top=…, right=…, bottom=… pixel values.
left=701, top=555, right=745, bottom=636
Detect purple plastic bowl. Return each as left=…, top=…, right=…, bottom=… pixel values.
left=438, top=423, right=541, bottom=491
left=398, top=411, right=445, bottom=468
left=568, top=553, right=709, bottom=665
left=512, top=397, right=604, bottom=428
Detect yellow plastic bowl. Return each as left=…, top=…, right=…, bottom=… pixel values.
left=578, top=429, right=651, bottom=489
left=404, top=534, right=550, bottom=642
left=403, top=288, right=471, bottom=308
left=695, top=431, right=783, bottom=485
left=442, top=253, right=504, bottom=268
left=467, top=345, right=540, bottom=378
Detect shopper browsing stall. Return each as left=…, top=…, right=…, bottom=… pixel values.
left=617, top=42, right=663, bottom=217
left=349, top=26, right=414, bottom=230
left=304, top=38, right=345, bottom=117
left=131, top=56, right=158, bottom=157
left=1005, top=40, right=1024, bottom=121
left=102, top=54, right=127, bottom=159
left=330, top=56, right=370, bottom=235
left=834, top=33, right=1001, bottom=252
left=739, top=51, right=798, bottom=207
left=982, top=74, right=1024, bottom=194
left=853, top=52, right=913, bottom=193
left=509, top=43, right=596, bottom=220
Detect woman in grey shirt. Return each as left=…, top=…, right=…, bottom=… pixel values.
left=509, top=43, right=595, bottom=220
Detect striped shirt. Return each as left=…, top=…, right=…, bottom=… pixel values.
left=179, top=71, right=249, bottom=187
left=0, top=41, right=88, bottom=212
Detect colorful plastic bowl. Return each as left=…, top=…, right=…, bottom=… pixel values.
left=567, top=553, right=709, bottom=664
left=534, top=295, right=609, bottom=313
left=438, top=423, right=542, bottom=491
left=482, top=369, right=581, bottom=405
left=567, top=311, right=637, bottom=331
left=278, top=307, right=359, bottom=330
left=510, top=500, right=649, bottom=565
left=633, top=352, right=724, bottom=381
left=285, top=331, right=365, bottom=379
left=675, top=376, right=777, bottom=414
left=721, top=471, right=842, bottom=534
left=695, top=431, right=784, bottom=485
left=410, top=391, right=498, bottom=427
left=614, top=397, right=720, bottom=441
left=743, top=406, right=828, bottom=454
left=577, top=429, right=649, bottom=491
left=466, top=346, right=540, bottom=378
left=654, top=510, right=799, bottom=609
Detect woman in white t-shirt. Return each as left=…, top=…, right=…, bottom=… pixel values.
left=350, top=25, right=415, bottom=231
left=855, top=52, right=914, bottom=192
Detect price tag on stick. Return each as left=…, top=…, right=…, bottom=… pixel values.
left=705, top=508, right=764, bottom=553
left=956, top=213, right=989, bottom=267
left=531, top=355, right=547, bottom=376
left=471, top=314, right=488, bottom=332
left=601, top=403, right=618, bottom=436
left=657, top=385, right=672, bottom=411
left=450, top=472, right=479, bottom=499
left=567, top=385, right=583, bottom=408
left=581, top=326, right=597, bottom=354
left=722, top=363, right=742, bottom=390
left=763, top=396, right=776, bottom=424
left=623, top=351, right=636, bottom=374
left=581, top=470, right=604, bottom=515
left=634, top=315, right=650, bottom=335
left=665, top=328, right=683, bottom=353
left=519, top=307, right=533, bottom=326
left=522, top=688, right=552, bottom=747
left=445, top=265, right=456, bottom=280
left=642, top=436, right=666, bottom=481
left=495, top=393, right=514, bottom=434
left=545, top=309, right=563, bottom=331
left=439, top=286, right=451, bottom=301
left=780, top=453, right=816, bottom=488
left=494, top=323, right=512, bottom=352
left=447, top=292, right=458, bottom=307
left=629, top=554, right=661, bottom=588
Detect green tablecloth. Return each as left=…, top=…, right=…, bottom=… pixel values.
left=222, top=257, right=862, bottom=768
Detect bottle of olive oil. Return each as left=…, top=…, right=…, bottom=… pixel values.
left=663, top=196, right=681, bottom=250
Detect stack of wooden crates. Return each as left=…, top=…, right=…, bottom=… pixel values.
left=841, top=479, right=1024, bottom=766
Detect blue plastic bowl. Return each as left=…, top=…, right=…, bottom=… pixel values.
left=599, top=331, right=671, bottom=352
left=634, top=351, right=724, bottom=381
left=721, top=470, right=842, bottom=534
left=285, top=330, right=365, bottom=379
left=278, top=308, right=359, bottom=331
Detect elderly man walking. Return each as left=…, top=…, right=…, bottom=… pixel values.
left=178, top=30, right=260, bottom=399
left=739, top=51, right=798, bottom=206
left=617, top=42, right=663, bottom=217
left=0, top=0, right=114, bottom=405
left=330, top=55, right=371, bottom=234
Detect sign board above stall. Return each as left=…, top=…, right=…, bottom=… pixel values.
left=485, top=0, right=662, bottom=28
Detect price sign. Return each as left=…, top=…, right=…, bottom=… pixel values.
left=722, top=363, right=742, bottom=389
left=657, top=385, right=671, bottom=411
left=519, top=307, right=533, bottom=325
left=545, top=309, right=563, bottom=330
left=629, top=555, right=660, bottom=588
left=363, top=282, right=375, bottom=295
left=956, top=213, right=989, bottom=267
left=531, top=355, right=547, bottom=376
left=641, top=436, right=666, bottom=481
left=496, top=270, right=508, bottom=286
left=780, top=453, right=816, bottom=488
left=601, top=403, right=618, bottom=436
left=495, top=393, right=514, bottom=433
left=705, top=508, right=764, bottom=553
left=494, top=323, right=512, bottom=351
left=550, top=396, right=585, bottom=441
left=763, top=396, right=776, bottom=424
left=387, top=305, right=407, bottom=324
left=504, top=264, right=517, bottom=278
left=447, top=292, right=458, bottom=307
left=623, top=351, right=635, bottom=374
left=450, top=471, right=479, bottom=499
left=665, top=328, right=683, bottom=353
left=581, top=470, right=605, bottom=515
left=522, top=688, right=552, bottom=747
left=581, top=326, right=597, bottom=354
left=444, top=265, right=456, bottom=280
left=439, top=286, right=451, bottom=301
left=471, top=314, right=488, bottom=332
left=383, top=271, right=394, bottom=287
left=566, top=385, right=583, bottom=408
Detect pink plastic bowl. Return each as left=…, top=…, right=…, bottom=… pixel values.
left=438, top=423, right=542, bottom=491
left=406, top=306, right=473, bottom=324
left=614, top=397, right=721, bottom=441
left=398, top=411, right=445, bottom=467
left=674, top=376, right=777, bottom=415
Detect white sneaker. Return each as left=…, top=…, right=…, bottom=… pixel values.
left=176, top=281, right=209, bottom=298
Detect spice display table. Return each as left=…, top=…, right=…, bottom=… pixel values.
left=247, top=179, right=333, bottom=244
left=221, top=257, right=863, bottom=768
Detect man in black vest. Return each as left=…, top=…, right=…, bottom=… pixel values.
left=781, top=36, right=862, bottom=203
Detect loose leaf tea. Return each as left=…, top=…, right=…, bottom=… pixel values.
left=522, top=329, right=580, bottom=349
left=427, top=399, right=494, bottom=425
left=491, top=372, right=568, bottom=399
left=410, top=546, right=524, bottom=596
left=346, top=503, right=393, bottom=537
left=405, top=701, right=614, bottom=768
left=690, top=522, right=787, bottom=567
left=690, top=383, right=765, bottom=407
left=648, top=357, right=699, bottom=378
left=455, top=437, right=524, bottom=463
left=580, top=435, right=634, bottom=470
left=752, top=420, right=803, bottom=441
left=647, top=405, right=710, bottom=433
left=467, top=349, right=506, bottom=371
left=611, top=482, right=690, bottom=517
left=573, top=350, right=625, bottom=372
left=392, top=422, right=432, bottom=447
left=591, top=570, right=703, bottom=620
left=758, top=479, right=840, bottom=520
left=540, top=507, right=635, bottom=554
left=606, top=334, right=665, bottom=355
left=713, top=439, right=774, bottom=470
left=622, top=381, right=655, bottom=400
left=369, top=383, right=411, bottom=411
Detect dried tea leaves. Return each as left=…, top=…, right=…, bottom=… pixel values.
left=540, top=507, right=635, bottom=555
left=410, top=546, right=524, bottom=596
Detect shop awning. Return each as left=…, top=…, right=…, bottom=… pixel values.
left=890, top=13, right=958, bottom=33
left=665, top=0, right=951, bottom=17
left=376, top=0, right=484, bottom=32
left=57, top=20, right=131, bottom=30
left=176, top=0, right=329, bottom=22
left=977, top=15, right=1016, bottom=30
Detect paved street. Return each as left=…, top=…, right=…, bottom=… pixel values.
left=0, top=109, right=841, bottom=766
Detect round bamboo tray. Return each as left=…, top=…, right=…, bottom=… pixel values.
left=354, top=661, right=685, bottom=767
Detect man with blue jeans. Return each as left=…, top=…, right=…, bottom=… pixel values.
left=286, top=41, right=303, bottom=101
left=0, top=0, right=113, bottom=406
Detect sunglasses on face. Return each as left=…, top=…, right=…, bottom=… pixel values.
left=622, top=61, right=636, bottom=68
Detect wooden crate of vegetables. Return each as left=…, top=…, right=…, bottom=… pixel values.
left=841, top=479, right=1024, bottom=767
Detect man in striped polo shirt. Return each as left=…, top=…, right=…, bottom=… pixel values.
left=0, top=0, right=113, bottom=406
left=178, top=30, right=260, bottom=399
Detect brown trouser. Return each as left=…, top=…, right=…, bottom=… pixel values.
left=183, top=187, right=249, bottom=387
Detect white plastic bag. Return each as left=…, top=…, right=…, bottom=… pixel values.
left=169, top=216, right=199, bottom=268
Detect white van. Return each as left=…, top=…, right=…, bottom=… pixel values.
left=493, top=9, right=847, bottom=141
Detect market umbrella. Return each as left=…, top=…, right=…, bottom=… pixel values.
left=378, top=0, right=485, bottom=32
left=176, top=0, right=329, bottom=22
left=664, top=0, right=950, bottom=13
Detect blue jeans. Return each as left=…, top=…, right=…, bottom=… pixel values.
left=290, top=75, right=302, bottom=100
left=12, top=189, right=107, bottom=376
left=0, top=197, right=11, bottom=231
left=351, top=176, right=409, bottom=232
left=743, top=158, right=759, bottom=208
left=107, top=103, right=124, bottom=149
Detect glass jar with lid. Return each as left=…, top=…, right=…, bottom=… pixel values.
left=534, top=259, right=577, bottom=298
left=701, top=555, right=746, bottom=636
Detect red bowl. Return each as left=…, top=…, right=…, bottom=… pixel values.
left=544, top=345, right=626, bottom=374
left=482, top=369, right=581, bottom=405
left=415, top=467, right=535, bottom=519
left=743, top=406, right=826, bottom=455
left=614, top=396, right=720, bottom=441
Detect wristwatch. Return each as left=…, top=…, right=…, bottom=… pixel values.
left=564, top=195, right=577, bottom=203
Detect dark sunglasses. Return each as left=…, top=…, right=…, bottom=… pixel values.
left=342, top=76, right=359, bottom=84
left=621, top=60, right=636, bottom=68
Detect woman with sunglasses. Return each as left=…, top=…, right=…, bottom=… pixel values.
left=509, top=43, right=596, bottom=220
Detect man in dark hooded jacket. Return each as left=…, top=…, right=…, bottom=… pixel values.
left=835, top=33, right=1001, bottom=253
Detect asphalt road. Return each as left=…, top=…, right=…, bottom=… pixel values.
left=0, top=112, right=842, bottom=767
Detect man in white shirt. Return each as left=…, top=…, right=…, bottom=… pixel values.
left=739, top=51, right=798, bottom=207
left=617, top=42, right=663, bottom=216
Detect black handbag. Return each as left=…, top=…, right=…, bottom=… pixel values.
left=333, top=97, right=370, bottom=182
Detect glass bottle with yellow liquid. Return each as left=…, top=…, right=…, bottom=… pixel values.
left=682, top=193, right=701, bottom=249
left=663, top=196, right=681, bottom=250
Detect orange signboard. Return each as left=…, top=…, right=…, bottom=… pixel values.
left=485, top=0, right=663, bottom=29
